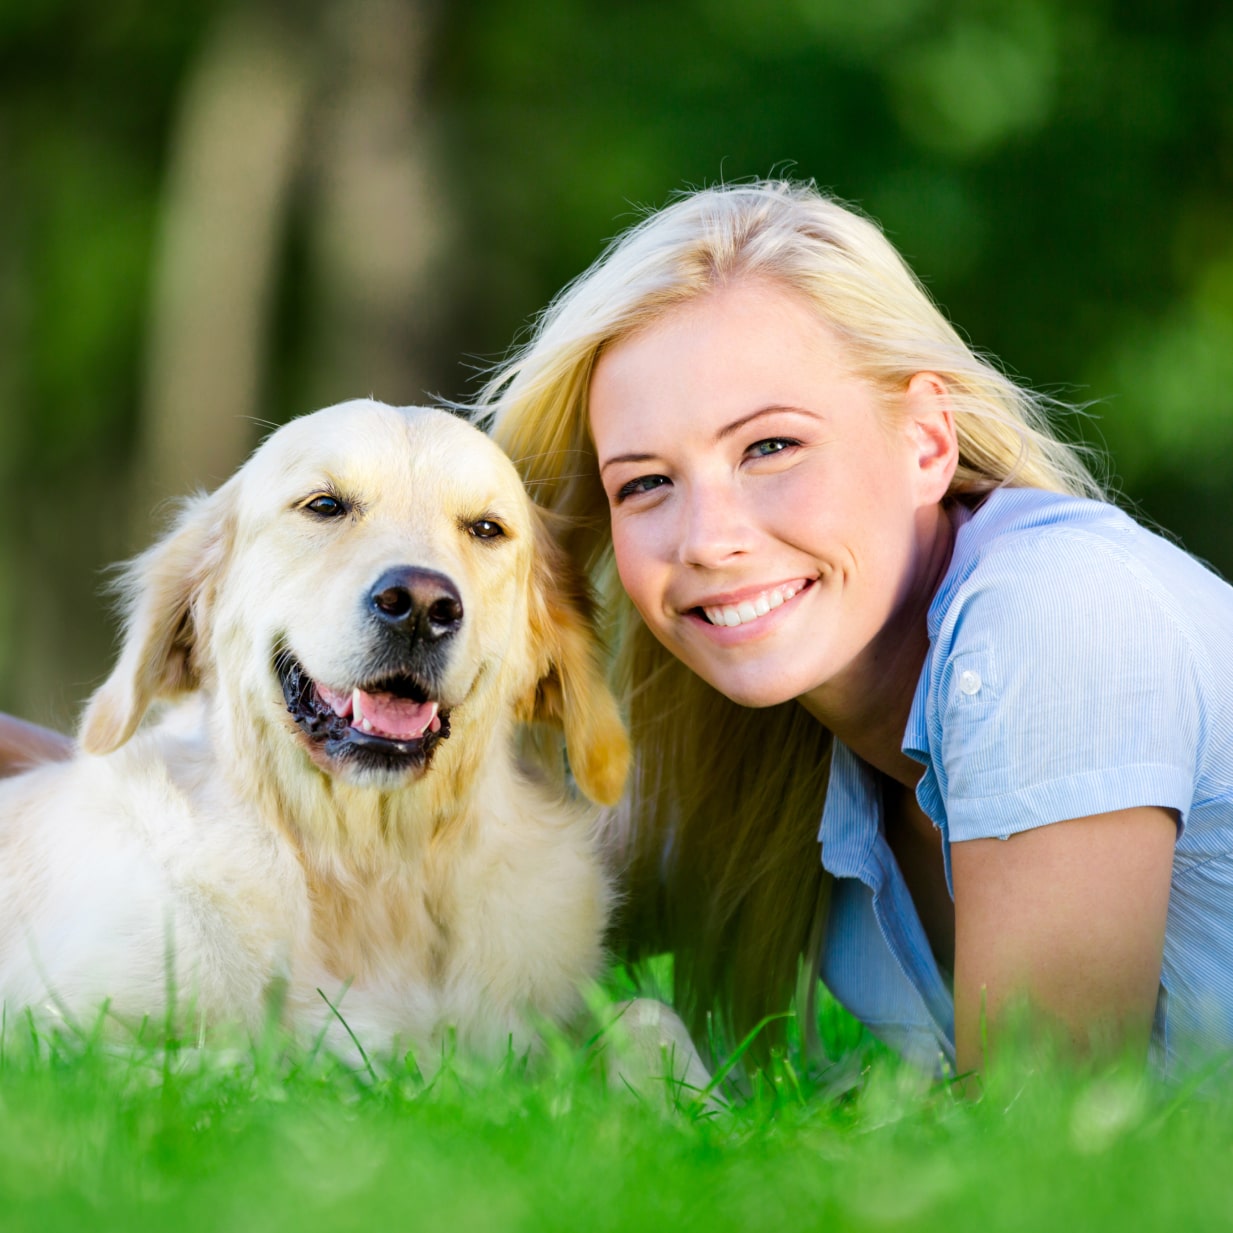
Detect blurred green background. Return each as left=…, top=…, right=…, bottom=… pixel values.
left=1, top=0, right=1231, bottom=728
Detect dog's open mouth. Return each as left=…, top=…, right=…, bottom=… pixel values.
left=277, top=653, right=451, bottom=774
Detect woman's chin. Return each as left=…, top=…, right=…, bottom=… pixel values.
left=688, top=661, right=810, bottom=711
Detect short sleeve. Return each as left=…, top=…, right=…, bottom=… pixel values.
left=921, top=530, right=1201, bottom=842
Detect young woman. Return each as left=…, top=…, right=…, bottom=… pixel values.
left=476, top=180, right=1233, bottom=1078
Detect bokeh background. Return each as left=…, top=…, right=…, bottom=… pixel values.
left=2, top=0, right=1231, bottom=729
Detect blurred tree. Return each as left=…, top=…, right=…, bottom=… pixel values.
left=140, top=5, right=312, bottom=504
left=0, top=0, right=453, bottom=726
left=141, top=0, right=452, bottom=513
left=0, top=2, right=215, bottom=724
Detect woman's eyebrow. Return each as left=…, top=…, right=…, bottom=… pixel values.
left=598, top=451, right=658, bottom=475
left=714, top=404, right=823, bottom=441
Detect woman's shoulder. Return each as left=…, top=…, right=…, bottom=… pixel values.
left=931, top=487, right=1232, bottom=642
left=945, top=487, right=1139, bottom=589
left=913, top=487, right=1233, bottom=846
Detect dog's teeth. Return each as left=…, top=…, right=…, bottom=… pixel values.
left=361, top=718, right=373, bottom=733
left=352, top=688, right=364, bottom=724
left=429, top=713, right=441, bottom=734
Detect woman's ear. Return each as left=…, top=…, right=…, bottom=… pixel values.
left=903, top=372, right=959, bottom=503
left=524, top=508, right=630, bottom=807
left=79, top=483, right=236, bottom=755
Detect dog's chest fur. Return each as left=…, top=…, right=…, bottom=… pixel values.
left=288, top=782, right=610, bottom=1057
left=0, top=714, right=609, bottom=1060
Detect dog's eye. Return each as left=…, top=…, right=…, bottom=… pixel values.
left=304, top=494, right=346, bottom=518
left=468, top=519, right=505, bottom=540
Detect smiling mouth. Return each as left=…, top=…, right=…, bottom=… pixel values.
left=696, top=580, right=810, bottom=628
left=276, top=653, right=451, bottom=773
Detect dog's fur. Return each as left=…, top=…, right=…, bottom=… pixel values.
left=0, top=400, right=632, bottom=1061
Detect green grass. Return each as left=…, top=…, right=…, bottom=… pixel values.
left=2, top=989, right=1232, bottom=1233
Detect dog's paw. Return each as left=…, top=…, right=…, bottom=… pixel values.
left=596, top=997, right=720, bottom=1112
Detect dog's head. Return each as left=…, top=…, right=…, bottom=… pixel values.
left=79, top=401, right=630, bottom=806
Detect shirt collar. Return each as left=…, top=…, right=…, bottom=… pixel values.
left=818, top=740, right=882, bottom=880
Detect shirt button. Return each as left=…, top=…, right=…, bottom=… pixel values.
left=959, top=669, right=982, bottom=696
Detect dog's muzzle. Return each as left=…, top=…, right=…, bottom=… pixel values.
left=277, top=655, right=452, bottom=776
left=276, top=566, right=464, bottom=777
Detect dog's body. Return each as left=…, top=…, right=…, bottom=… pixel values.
left=0, top=401, right=630, bottom=1061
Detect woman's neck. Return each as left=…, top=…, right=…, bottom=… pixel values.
left=798, top=502, right=955, bottom=787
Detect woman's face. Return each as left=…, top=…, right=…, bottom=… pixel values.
left=588, top=278, right=956, bottom=714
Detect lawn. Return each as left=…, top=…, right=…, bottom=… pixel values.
left=1, top=986, right=1230, bottom=1232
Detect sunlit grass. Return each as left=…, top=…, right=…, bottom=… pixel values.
left=1, top=985, right=1231, bottom=1232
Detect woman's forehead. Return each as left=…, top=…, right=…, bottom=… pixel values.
left=592, top=283, right=852, bottom=407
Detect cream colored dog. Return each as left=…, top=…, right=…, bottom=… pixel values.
left=0, top=400, right=633, bottom=1064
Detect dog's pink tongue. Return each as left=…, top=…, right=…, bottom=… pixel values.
left=354, top=690, right=439, bottom=740
left=315, top=683, right=440, bottom=741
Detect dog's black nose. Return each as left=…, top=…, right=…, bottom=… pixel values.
left=369, top=567, right=463, bottom=641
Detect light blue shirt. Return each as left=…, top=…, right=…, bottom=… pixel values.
left=818, top=486, right=1233, bottom=1076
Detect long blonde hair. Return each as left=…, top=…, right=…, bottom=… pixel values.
left=477, top=180, right=1103, bottom=1054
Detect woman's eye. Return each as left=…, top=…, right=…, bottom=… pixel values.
left=615, top=474, right=669, bottom=503
left=304, top=493, right=346, bottom=518
left=748, top=437, right=798, bottom=458
left=469, top=519, right=505, bottom=540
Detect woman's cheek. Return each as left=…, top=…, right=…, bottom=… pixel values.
left=610, top=520, right=639, bottom=587
left=610, top=517, right=658, bottom=614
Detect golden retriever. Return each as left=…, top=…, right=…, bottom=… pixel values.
left=0, top=400, right=633, bottom=1065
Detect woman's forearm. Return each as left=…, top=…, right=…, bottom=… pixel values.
left=0, top=714, right=74, bottom=777
left=952, top=806, right=1175, bottom=1074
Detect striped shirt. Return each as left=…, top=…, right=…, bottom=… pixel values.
left=818, top=486, right=1233, bottom=1075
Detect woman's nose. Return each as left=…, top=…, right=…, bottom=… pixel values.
left=677, top=481, right=754, bottom=568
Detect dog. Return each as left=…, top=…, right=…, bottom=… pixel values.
left=0, top=400, right=633, bottom=1065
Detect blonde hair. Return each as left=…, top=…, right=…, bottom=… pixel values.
left=477, top=180, right=1103, bottom=1055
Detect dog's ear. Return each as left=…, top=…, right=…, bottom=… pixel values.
left=79, top=483, right=236, bottom=755
left=526, top=510, right=631, bottom=807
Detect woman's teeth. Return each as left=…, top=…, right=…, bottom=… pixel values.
left=703, top=582, right=804, bottom=628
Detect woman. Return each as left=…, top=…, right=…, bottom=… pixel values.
left=476, top=180, right=1233, bottom=1078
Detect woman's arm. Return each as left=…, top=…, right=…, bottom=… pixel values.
left=951, top=805, right=1176, bottom=1073
left=0, top=714, right=74, bottom=777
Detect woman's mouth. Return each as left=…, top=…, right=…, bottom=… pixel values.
left=697, top=580, right=810, bottom=628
